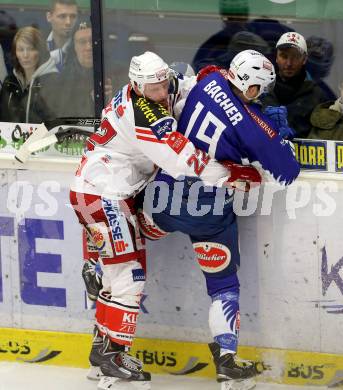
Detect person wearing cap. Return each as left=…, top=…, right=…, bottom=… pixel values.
left=69, top=51, right=261, bottom=389
left=261, top=31, right=328, bottom=138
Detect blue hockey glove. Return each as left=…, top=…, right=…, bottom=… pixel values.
left=264, top=105, right=288, bottom=129
left=278, top=125, right=296, bottom=140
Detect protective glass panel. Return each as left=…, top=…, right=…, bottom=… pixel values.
left=0, top=0, right=93, bottom=126
left=102, top=0, right=343, bottom=140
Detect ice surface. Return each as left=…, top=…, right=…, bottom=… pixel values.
left=0, top=362, right=328, bottom=390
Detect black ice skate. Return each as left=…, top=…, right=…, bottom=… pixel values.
left=82, top=259, right=102, bottom=301
left=87, top=326, right=104, bottom=380
left=209, top=342, right=258, bottom=390
left=97, top=337, right=151, bottom=390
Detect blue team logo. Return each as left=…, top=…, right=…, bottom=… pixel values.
left=150, top=117, right=174, bottom=140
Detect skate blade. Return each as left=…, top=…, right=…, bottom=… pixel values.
left=87, top=365, right=102, bottom=380
left=97, top=376, right=151, bottom=390
left=220, top=378, right=256, bottom=390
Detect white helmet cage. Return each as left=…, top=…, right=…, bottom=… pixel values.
left=128, top=51, right=171, bottom=94
left=228, top=49, right=276, bottom=99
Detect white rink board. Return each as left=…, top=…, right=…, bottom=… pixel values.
left=0, top=168, right=342, bottom=356
left=142, top=181, right=343, bottom=354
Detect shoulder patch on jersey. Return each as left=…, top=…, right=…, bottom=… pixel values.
left=150, top=116, right=175, bottom=140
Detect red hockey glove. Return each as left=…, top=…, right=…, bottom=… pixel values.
left=221, top=161, right=262, bottom=192
left=197, top=65, right=229, bottom=82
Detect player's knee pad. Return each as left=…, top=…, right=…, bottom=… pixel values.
left=209, top=282, right=240, bottom=354
left=101, top=260, right=145, bottom=303
left=137, top=208, right=168, bottom=240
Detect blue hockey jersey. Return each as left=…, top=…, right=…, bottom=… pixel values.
left=178, top=71, right=300, bottom=184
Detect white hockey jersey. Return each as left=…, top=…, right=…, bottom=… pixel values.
left=71, top=79, right=230, bottom=199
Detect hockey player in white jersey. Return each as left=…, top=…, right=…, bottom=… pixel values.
left=69, top=51, right=262, bottom=389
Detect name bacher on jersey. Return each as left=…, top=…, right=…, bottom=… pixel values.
left=203, top=79, right=243, bottom=126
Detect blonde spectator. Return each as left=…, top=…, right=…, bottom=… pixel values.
left=0, top=26, right=59, bottom=123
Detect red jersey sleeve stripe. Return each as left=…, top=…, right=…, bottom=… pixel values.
left=136, top=135, right=166, bottom=143
left=135, top=127, right=154, bottom=135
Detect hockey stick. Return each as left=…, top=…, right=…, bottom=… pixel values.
left=14, top=117, right=100, bottom=163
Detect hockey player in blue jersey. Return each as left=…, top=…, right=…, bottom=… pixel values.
left=140, top=50, right=300, bottom=390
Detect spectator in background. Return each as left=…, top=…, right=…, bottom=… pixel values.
left=223, top=31, right=271, bottom=65
left=57, top=21, right=111, bottom=118
left=58, top=21, right=94, bottom=117
left=46, top=0, right=78, bottom=71
left=0, top=26, right=59, bottom=123
left=261, top=32, right=328, bottom=138
left=0, top=43, right=7, bottom=87
left=192, top=0, right=292, bottom=72
left=306, top=35, right=336, bottom=101
left=308, top=83, right=343, bottom=140
left=0, top=9, right=17, bottom=73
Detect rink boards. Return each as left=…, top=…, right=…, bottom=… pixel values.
left=0, top=327, right=342, bottom=388
left=0, top=124, right=343, bottom=387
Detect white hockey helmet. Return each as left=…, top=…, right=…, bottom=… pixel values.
left=129, top=51, right=170, bottom=93
left=228, top=49, right=276, bottom=99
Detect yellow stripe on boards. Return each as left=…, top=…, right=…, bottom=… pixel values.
left=0, top=328, right=342, bottom=387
